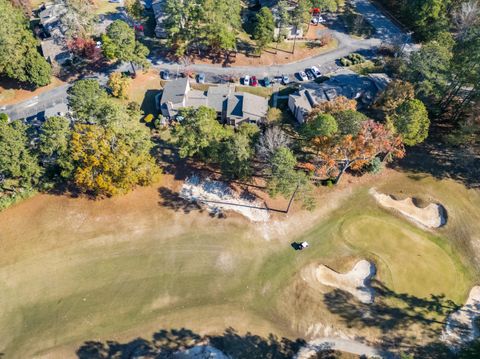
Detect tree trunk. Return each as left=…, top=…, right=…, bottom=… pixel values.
left=334, top=161, right=349, bottom=185
left=130, top=61, right=137, bottom=76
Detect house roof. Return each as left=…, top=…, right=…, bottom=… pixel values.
left=161, top=78, right=189, bottom=105
left=242, top=92, right=269, bottom=117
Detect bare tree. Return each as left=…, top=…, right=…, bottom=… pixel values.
left=453, top=0, right=480, bottom=38
left=256, top=126, right=292, bottom=161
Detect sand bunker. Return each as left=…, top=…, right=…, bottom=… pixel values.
left=304, top=260, right=376, bottom=304
left=180, top=175, right=270, bottom=222
left=172, top=345, right=230, bottom=358
left=370, top=188, right=446, bottom=228
left=442, top=286, right=480, bottom=349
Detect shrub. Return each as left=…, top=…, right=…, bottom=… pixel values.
left=366, top=157, right=384, bottom=174
left=326, top=179, right=334, bottom=188
left=144, top=114, right=154, bottom=123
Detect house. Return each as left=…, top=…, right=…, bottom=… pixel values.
left=158, top=78, right=269, bottom=126
left=37, top=1, right=71, bottom=66
left=288, top=69, right=391, bottom=123
left=152, top=0, right=168, bottom=38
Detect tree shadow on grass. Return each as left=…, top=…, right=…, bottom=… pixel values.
left=76, top=327, right=307, bottom=359
left=323, top=280, right=463, bottom=354
left=157, top=187, right=204, bottom=214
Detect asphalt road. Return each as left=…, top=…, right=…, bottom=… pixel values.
left=2, top=0, right=415, bottom=121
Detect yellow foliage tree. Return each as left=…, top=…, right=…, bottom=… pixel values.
left=108, top=72, right=131, bottom=99
left=69, top=123, right=160, bottom=196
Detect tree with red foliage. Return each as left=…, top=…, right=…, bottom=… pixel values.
left=313, top=120, right=405, bottom=184
left=67, top=37, right=102, bottom=62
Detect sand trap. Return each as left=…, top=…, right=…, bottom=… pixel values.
left=370, top=188, right=446, bottom=228
left=304, top=260, right=376, bottom=304
left=180, top=175, right=270, bottom=222
left=442, top=286, right=480, bottom=349
left=172, top=345, right=230, bottom=358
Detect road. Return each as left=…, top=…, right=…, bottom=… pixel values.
left=2, top=0, right=415, bottom=121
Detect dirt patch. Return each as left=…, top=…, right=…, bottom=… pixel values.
left=370, top=188, right=446, bottom=228
left=442, top=286, right=480, bottom=349
left=302, top=260, right=376, bottom=304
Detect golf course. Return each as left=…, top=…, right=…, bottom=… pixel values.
left=0, top=170, right=479, bottom=358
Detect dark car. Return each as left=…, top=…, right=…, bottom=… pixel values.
left=250, top=76, right=258, bottom=87
left=305, top=68, right=315, bottom=80
left=161, top=70, right=170, bottom=80
left=263, top=77, right=271, bottom=87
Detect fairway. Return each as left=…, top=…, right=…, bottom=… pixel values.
left=0, top=172, right=477, bottom=357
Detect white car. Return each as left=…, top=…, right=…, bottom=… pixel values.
left=298, top=71, right=308, bottom=81
left=311, top=66, right=321, bottom=78
left=318, top=16, right=326, bottom=23
left=243, top=75, right=250, bottom=86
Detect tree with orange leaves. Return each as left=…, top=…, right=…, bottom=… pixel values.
left=313, top=120, right=405, bottom=183
left=309, top=96, right=357, bottom=117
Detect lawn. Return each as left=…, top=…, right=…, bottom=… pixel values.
left=0, top=171, right=477, bottom=357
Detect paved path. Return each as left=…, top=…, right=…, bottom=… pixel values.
left=2, top=0, right=415, bottom=121
left=295, top=337, right=396, bottom=358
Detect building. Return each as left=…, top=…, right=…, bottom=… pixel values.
left=158, top=78, right=269, bottom=126
left=37, top=1, right=71, bottom=66
left=288, top=69, right=391, bottom=123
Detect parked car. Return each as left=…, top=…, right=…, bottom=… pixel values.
left=161, top=70, right=170, bottom=80
left=282, top=75, right=289, bottom=84
left=318, top=15, right=326, bottom=23
left=243, top=75, right=250, bottom=85
left=305, top=68, right=315, bottom=80
left=197, top=73, right=206, bottom=83
left=311, top=17, right=319, bottom=25
left=250, top=76, right=258, bottom=87
left=311, top=66, right=321, bottom=77
left=263, top=77, right=271, bottom=87
left=298, top=71, right=308, bottom=81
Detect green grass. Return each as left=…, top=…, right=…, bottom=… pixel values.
left=235, top=85, right=273, bottom=98
left=0, top=172, right=477, bottom=357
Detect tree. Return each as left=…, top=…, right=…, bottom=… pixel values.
left=173, top=106, right=232, bottom=160
left=267, top=147, right=300, bottom=197
left=102, top=20, right=150, bottom=74
left=62, top=0, right=97, bottom=38
left=125, top=0, right=144, bottom=21
left=453, top=0, right=480, bottom=38
left=67, top=37, right=102, bottom=62
left=66, top=123, right=160, bottom=196
left=68, top=79, right=110, bottom=123
left=313, top=96, right=357, bottom=115
left=0, top=119, right=41, bottom=186
left=314, top=120, right=405, bottom=183
left=38, top=116, right=71, bottom=176
left=291, top=0, right=310, bottom=53
left=302, top=113, right=338, bottom=141
left=108, top=72, right=131, bottom=99
left=276, top=0, right=291, bottom=40
left=253, top=7, right=275, bottom=51
left=406, top=0, right=449, bottom=41
left=221, top=132, right=254, bottom=180
left=375, top=80, right=415, bottom=113
left=390, top=99, right=430, bottom=146
left=403, top=34, right=453, bottom=100
left=0, top=0, right=52, bottom=87
left=310, top=0, right=344, bottom=12
left=39, top=116, right=70, bottom=160
left=256, top=126, right=292, bottom=160
left=334, top=110, right=367, bottom=135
